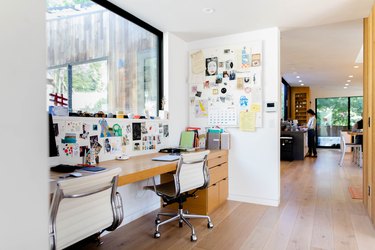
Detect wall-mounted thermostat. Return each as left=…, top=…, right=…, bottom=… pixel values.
left=265, top=102, right=277, bottom=112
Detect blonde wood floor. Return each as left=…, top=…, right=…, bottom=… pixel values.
left=77, top=149, right=375, bottom=250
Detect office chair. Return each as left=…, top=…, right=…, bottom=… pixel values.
left=144, top=150, right=213, bottom=242
left=49, top=168, right=124, bottom=250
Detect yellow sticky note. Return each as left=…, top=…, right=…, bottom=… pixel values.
left=250, top=103, right=261, bottom=113
left=240, top=111, right=256, bottom=132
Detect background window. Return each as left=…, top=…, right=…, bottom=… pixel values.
left=316, top=96, right=363, bottom=147
left=46, top=0, right=162, bottom=116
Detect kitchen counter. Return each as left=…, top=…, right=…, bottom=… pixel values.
left=281, top=130, right=308, bottom=160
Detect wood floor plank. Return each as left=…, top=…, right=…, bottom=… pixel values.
left=69, top=150, right=375, bottom=250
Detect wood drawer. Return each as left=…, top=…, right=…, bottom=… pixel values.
left=219, top=178, right=228, bottom=204
left=207, top=183, right=219, bottom=213
left=208, top=152, right=228, bottom=168
left=209, top=163, right=228, bottom=186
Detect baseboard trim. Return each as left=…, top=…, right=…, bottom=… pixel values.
left=228, top=194, right=280, bottom=207
left=123, top=202, right=160, bottom=225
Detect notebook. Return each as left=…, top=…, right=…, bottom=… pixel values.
left=152, top=155, right=180, bottom=162
left=179, top=131, right=195, bottom=149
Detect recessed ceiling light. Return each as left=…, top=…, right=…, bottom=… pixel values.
left=298, top=80, right=302, bottom=83
left=348, top=75, right=354, bottom=78
left=344, top=86, right=348, bottom=89
left=347, top=79, right=351, bottom=82
left=345, top=83, right=349, bottom=86
left=202, top=7, right=215, bottom=14
left=300, top=83, right=304, bottom=86
left=354, top=65, right=359, bottom=69
left=296, top=76, right=300, bottom=79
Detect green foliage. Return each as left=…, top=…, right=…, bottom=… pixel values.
left=47, top=0, right=91, bottom=8
left=316, top=97, right=363, bottom=127
left=72, top=61, right=106, bottom=92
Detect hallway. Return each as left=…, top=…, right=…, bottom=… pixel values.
left=78, top=150, right=375, bottom=250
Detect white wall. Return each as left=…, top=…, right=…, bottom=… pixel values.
left=163, top=33, right=189, bottom=146
left=0, top=1, right=49, bottom=249
left=188, top=28, right=281, bottom=206
left=310, top=85, right=363, bottom=110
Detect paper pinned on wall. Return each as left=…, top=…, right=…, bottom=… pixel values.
left=250, top=103, right=261, bottom=113
left=191, top=50, right=205, bottom=74
left=239, top=111, right=256, bottom=132
left=195, top=99, right=208, bottom=117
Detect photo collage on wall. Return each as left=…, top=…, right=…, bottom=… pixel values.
left=52, top=117, right=169, bottom=163
left=189, top=41, right=263, bottom=129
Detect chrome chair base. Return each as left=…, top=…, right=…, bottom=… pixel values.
left=153, top=209, right=213, bottom=241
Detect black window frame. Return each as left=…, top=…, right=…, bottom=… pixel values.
left=315, top=96, right=363, bottom=148
left=92, top=0, right=164, bottom=113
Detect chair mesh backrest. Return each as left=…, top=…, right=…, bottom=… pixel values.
left=51, top=168, right=121, bottom=250
left=177, top=151, right=209, bottom=194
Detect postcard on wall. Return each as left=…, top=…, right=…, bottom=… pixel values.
left=132, top=123, right=141, bottom=141
left=191, top=50, right=205, bottom=74
left=195, top=99, right=208, bottom=118
left=251, top=53, right=261, bottom=67
left=206, top=57, right=218, bottom=76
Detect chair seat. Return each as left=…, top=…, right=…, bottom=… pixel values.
left=145, top=181, right=176, bottom=198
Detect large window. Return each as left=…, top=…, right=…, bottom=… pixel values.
left=316, top=96, right=363, bottom=147
left=46, top=0, right=162, bottom=116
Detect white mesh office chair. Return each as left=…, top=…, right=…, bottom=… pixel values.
left=339, top=131, right=362, bottom=167
left=144, top=150, right=213, bottom=242
left=49, top=168, right=124, bottom=250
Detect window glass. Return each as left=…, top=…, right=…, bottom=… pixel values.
left=46, top=0, right=160, bottom=115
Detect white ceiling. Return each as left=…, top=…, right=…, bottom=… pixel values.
left=110, top=0, right=373, bottom=42
left=110, top=0, right=373, bottom=91
left=281, top=19, right=364, bottom=90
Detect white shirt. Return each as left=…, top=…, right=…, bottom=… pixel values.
left=307, top=116, right=316, bottom=130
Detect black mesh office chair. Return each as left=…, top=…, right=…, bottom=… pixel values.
left=144, top=150, right=213, bottom=241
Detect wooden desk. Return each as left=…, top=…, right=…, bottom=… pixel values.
left=50, top=150, right=229, bottom=214
left=348, top=131, right=364, bottom=136
left=50, top=152, right=177, bottom=186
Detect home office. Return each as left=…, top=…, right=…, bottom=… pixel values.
left=5, top=0, right=375, bottom=249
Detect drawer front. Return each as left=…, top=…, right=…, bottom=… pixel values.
left=208, top=153, right=228, bottom=168
left=207, top=183, right=219, bottom=213
left=219, top=178, right=228, bottom=204
left=209, top=163, right=228, bottom=186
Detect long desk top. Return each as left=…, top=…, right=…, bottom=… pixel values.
left=50, top=150, right=226, bottom=187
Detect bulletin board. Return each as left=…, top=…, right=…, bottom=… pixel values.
left=189, top=41, right=263, bottom=130
left=52, top=117, right=169, bottom=164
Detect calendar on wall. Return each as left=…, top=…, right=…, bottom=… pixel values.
left=189, top=41, right=263, bottom=130
left=208, top=107, right=237, bottom=127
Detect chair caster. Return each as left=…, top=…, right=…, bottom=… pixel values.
left=155, top=218, right=161, bottom=225
left=154, top=231, right=161, bottom=238
left=179, top=220, right=183, bottom=228
left=191, top=234, right=197, bottom=242
left=207, top=222, right=214, bottom=229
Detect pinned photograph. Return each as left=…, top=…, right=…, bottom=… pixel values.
left=132, top=123, right=141, bottom=141
left=79, top=146, right=89, bottom=157
left=53, top=123, right=59, bottom=137
left=225, top=60, right=234, bottom=70
left=212, top=89, right=219, bottom=95
left=203, top=80, right=210, bottom=89
left=251, top=53, right=261, bottom=67
left=141, top=122, right=148, bottom=134
left=237, top=78, right=244, bottom=89
left=122, top=135, right=129, bottom=146
left=93, top=124, right=98, bottom=131
left=218, top=61, right=224, bottom=68
left=133, top=142, right=141, bottom=151
left=104, top=138, right=111, bottom=153
left=223, top=71, right=229, bottom=79
left=126, top=124, right=131, bottom=134
left=216, top=74, right=223, bottom=84
left=229, top=70, right=236, bottom=80
left=195, top=91, right=202, bottom=98
left=191, top=85, right=198, bottom=93
left=163, top=125, right=169, bottom=137
left=205, top=57, right=218, bottom=76
left=79, top=123, right=89, bottom=139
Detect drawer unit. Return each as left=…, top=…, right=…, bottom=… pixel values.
left=161, top=150, right=229, bottom=215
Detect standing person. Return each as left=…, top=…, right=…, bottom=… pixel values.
left=306, top=109, right=317, bottom=157
left=352, top=114, right=363, bottom=146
